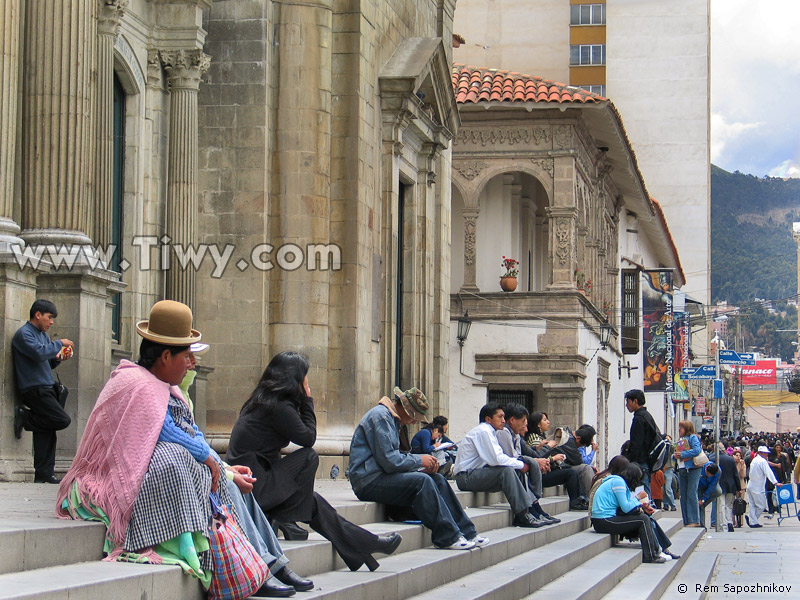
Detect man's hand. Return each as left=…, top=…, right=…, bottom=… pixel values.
left=60, top=339, right=75, bottom=348
left=204, top=456, right=221, bottom=492
left=520, top=462, right=529, bottom=474
left=535, top=458, right=550, bottom=473
left=552, top=453, right=566, bottom=463
left=420, top=455, right=438, bottom=474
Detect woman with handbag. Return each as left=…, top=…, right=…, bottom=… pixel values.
left=227, top=351, right=402, bottom=572
left=55, top=301, right=284, bottom=599
left=673, top=419, right=704, bottom=527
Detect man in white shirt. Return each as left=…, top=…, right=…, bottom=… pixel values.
left=746, top=445, right=778, bottom=528
left=454, top=402, right=543, bottom=527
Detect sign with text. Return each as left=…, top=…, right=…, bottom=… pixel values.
left=695, top=397, right=706, bottom=414
left=681, top=365, right=717, bottom=380
left=719, top=350, right=756, bottom=366
left=733, top=360, right=777, bottom=385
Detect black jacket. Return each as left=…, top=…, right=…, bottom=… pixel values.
left=718, top=452, right=741, bottom=494
left=627, top=406, right=658, bottom=464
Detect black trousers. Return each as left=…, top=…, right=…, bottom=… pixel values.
left=541, top=466, right=583, bottom=502
left=251, top=447, right=383, bottom=571
left=20, top=385, right=71, bottom=479
left=591, top=514, right=660, bottom=563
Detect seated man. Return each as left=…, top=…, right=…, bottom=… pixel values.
left=453, top=403, right=543, bottom=528
left=496, top=403, right=561, bottom=524
left=348, top=387, right=487, bottom=550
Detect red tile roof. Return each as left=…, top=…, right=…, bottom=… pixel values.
left=452, top=64, right=606, bottom=105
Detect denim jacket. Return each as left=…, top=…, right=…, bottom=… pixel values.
left=676, top=433, right=702, bottom=469
left=348, top=402, right=422, bottom=492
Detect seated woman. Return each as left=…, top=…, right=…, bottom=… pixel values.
left=55, top=301, right=284, bottom=597
left=410, top=422, right=453, bottom=477
left=590, top=461, right=668, bottom=564
left=227, top=351, right=402, bottom=572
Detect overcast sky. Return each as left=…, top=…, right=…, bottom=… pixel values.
left=711, top=0, right=800, bottom=178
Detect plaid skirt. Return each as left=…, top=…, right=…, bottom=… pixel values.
left=125, top=441, right=233, bottom=564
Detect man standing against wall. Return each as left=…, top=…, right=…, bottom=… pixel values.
left=625, top=389, right=658, bottom=495
left=12, top=299, right=74, bottom=483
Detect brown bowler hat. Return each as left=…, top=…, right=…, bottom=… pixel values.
left=136, top=300, right=202, bottom=346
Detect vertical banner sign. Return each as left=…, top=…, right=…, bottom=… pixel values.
left=642, top=270, right=674, bottom=392
left=672, top=312, right=691, bottom=399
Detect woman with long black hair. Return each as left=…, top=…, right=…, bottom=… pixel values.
left=227, top=351, right=401, bottom=573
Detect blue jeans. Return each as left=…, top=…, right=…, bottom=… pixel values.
left=663, top=467, right=676, bottom=508
left=225, top=479, right=288, bottom=571
left=678, top=467, right=702, bottom=525
left=354, top=471, right=476, bottom=548
left=700, top=485, right=723, bottom=528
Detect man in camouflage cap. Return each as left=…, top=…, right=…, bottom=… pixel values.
left=348, top=386, right=488, bottom=550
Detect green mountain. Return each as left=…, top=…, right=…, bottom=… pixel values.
left=711, top=164, right=800, bottom=306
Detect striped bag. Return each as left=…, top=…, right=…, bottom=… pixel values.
left=207, top=493, right=269, bottom=600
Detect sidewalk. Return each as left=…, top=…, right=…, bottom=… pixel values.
left=675, top=511, right=800, bottom=599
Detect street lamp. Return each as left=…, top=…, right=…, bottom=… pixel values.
left=456, top=311, right=472, bottom=347
left=599, top=320, right=612, bottom=350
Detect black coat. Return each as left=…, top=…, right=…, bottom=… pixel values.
left=718, top=452, right=741, bottom=494
left=627, top=407, right=658, bottom=464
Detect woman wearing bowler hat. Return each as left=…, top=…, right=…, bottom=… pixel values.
left=56, top=301, right=288, bottom=597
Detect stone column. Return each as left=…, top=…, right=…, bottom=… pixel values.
left=270, top=0, right=332, bottom=396
left=460, top=207, right=480, bottom=292
left=161, top=49, right=209, bottom=308
left=21, top=0, right=96, bottom=246
left=0, top=0, right=23, bottom=251
left=94, top=0, right=127, bottom=250
left=546, top=206, right=578, bottom=290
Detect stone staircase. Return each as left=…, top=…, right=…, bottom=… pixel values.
left=0, top=481, right=715, bottom=600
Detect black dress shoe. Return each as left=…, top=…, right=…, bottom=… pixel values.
left=272, top=567, right=313, bottom=592
left=272, top=521, right=309, bottom=541
left=33, top=475, right=61, bottom=484
left=569, top=500, right=590, bottom=511
left=512, top=512, right=543, bottom=528
left=374, top=532, right=402, bottom=555
left=14, top=405, right=25, bottom=440
left=252, top=578, right=296, bottom=597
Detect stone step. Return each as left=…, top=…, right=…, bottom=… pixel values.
left=0, top=561, right=205, bottom=600
left=521, top=518, right=685, bottom=600
left=659, top=550, right=718, bottom=600
left=281, top=496, right=569, bottom=577
left=292, top=513, right=594, bottom=600
left=601, top=526, right=707, bottom=600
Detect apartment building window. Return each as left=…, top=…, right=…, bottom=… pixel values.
left=579, top=84, right=606, bottom=96
left=570, top=44, right=605, bottom=66
left=621, top=269, right=640, bottom=354
left=570, top=4, right=606, bottom=26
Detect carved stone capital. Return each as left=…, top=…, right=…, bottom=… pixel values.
left=531, top=157, right=554, bottom=178
left=161, top=49, right=211, bottom=90
left=454, top=160, right=488, bottom=181
left=97, top=0, right=128, bottom=36
left=147, top=48, right=163, bottom=87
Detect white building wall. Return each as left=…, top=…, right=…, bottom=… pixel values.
left=606, top=0, right=710, bottom=364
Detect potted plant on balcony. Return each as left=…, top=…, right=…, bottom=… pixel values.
left=574, top=268, right=591, bottom=297
left=500, top=256, right=519, bottom=292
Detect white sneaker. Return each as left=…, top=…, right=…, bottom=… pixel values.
left=471, top=536, right=490, bottom=547
left=438, top=536, right=475, bottom=550
left=660, top=552, right=673, bottom=561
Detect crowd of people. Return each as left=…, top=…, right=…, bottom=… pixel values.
left=14, top=298, right=800, bottom=596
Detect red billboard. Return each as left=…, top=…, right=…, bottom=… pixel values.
left=734, top=360, right=777, bottom=385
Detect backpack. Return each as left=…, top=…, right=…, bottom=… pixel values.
left=648, top=435, right=673, bottom=472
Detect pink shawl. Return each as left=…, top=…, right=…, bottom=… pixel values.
left=56, top=360, right=186, bottom=546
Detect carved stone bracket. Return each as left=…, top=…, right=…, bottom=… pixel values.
left=454, top=160, right=488, bottom=181
left=97, top=0, right=128, bottom=36
left=146, top=48, right=162, bottom=88
left=160, top=49, right=211, bottom=90
left=531, top=157, right=554, bottom=177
